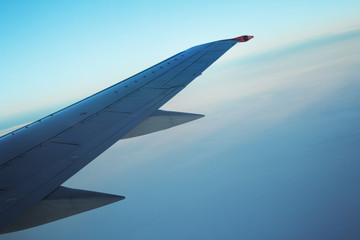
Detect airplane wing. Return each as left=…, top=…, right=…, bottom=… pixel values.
left=0, top=35, right=253, bottom=233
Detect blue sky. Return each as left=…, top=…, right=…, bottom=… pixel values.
left=1, top=0, right=360, bottom=239
left=1, top=0, right=359, bottom=128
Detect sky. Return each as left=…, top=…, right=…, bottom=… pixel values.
left=1, top=0, right=360, bottom=239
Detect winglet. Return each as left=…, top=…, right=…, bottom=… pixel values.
left=233, top=35, right=254, bottom=42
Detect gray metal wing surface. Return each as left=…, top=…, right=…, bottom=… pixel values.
left=0, top=35, right=253, bottom=232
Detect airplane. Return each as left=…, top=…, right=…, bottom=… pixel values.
left=0, top=35, right=253, bottom=234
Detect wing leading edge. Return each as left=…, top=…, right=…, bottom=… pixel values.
left=0, top=35, right=253, bottom=232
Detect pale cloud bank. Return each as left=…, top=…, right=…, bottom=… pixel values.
left=66, top=29, right=360, bottom=187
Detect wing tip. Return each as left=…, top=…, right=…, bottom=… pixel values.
left=233, top=35, right=254, bottom=42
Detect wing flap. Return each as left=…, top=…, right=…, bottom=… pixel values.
left=0, top=143, right=79, bottom=191
left=52, top=111, right=131, bottom=145
left=109, top=88, right=168, bottom=112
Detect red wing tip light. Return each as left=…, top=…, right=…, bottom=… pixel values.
left=233, top=35, right=254, bottom=42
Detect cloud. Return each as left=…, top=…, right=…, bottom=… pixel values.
left=66, top=30, right=360, bottom=187
left=162, top=29, right=360, bottom=140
